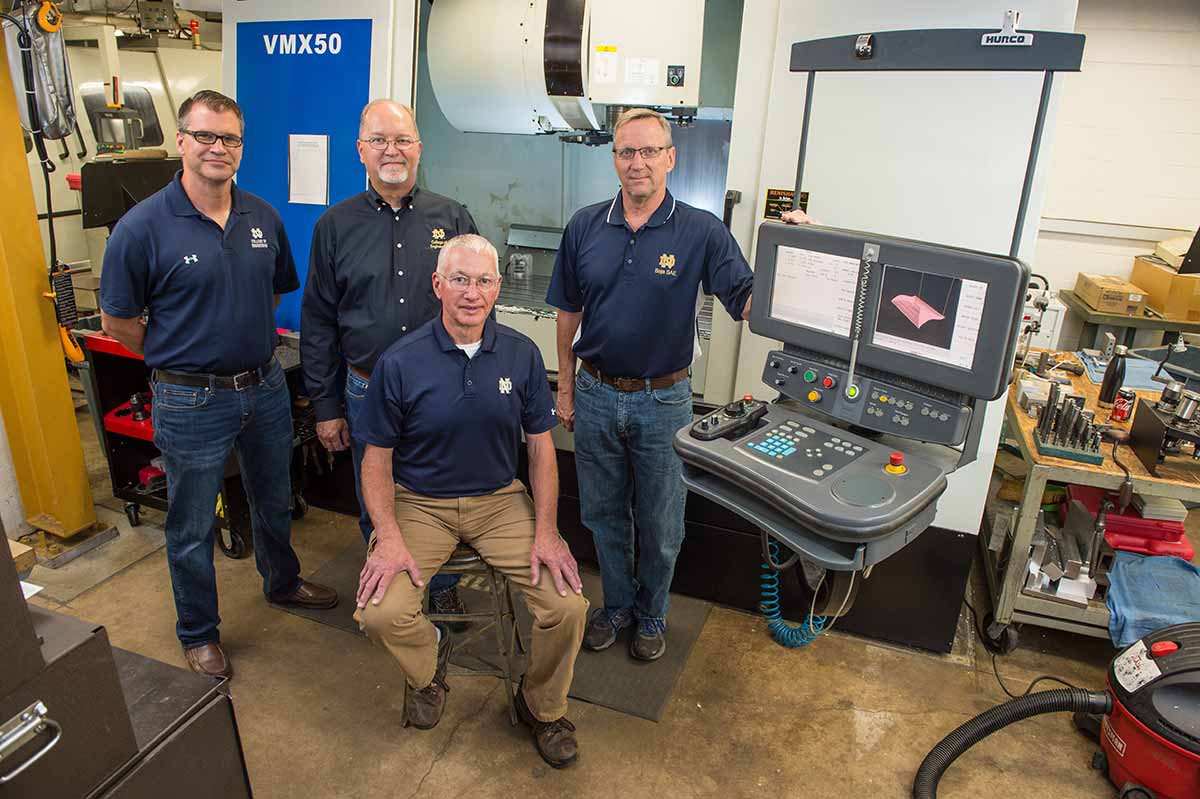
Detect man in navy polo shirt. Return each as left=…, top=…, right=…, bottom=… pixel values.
left=353, top=234, right=587, bottom=768
left=99, top=90, right=337, bottom=680
left=302, top=99, right=475, bottom=625
left=547, top=108, right=754, bottom=662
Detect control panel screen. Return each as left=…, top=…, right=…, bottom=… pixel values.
left=769, top=245, right=859, bottom=338
left=871, top=264, right=987, bottom=371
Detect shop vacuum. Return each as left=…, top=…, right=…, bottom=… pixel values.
left=914, top=623, right=1200, bottom=798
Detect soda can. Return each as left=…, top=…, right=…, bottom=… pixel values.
left=1110, top=388, right=1135, bottom=422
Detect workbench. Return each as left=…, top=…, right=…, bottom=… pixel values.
left=1057, top=288, right=1200, bottom=349
left=985, top=353, right=1200, bottom=645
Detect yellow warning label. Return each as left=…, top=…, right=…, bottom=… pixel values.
left=595, top=45, right=617, bottom=52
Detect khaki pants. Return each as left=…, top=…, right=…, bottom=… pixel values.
left=354, top=480, right=588, bottom=721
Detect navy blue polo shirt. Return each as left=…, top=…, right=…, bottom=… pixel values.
left=355, top=316, right=557, bottom=498
left=99, top=172, right=299, bottom=374
left=546, top=189, right=754, bottom=378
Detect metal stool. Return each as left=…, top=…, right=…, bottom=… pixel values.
left=426, top=544, right=526, bottom=725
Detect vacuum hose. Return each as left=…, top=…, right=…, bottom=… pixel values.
left=912, top=688, right=1112, bottom=798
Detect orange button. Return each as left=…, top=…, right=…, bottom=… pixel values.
left=807, top=390, right=822, bottom=403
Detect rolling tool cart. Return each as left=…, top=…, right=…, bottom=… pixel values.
left=75, top=327, right=311, bottom=559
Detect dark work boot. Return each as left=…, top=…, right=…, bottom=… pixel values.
left=516, top=680, right=579, bottom=768
left=405, top=623, right=452, bottom=730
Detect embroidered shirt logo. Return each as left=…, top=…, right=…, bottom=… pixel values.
left=498, top=377, right=512, bottom=395
left=655, top=252, right=678, bottom=277
left=430, top=228, right=446, bottom=249
left=250, top=227, right=269, bottom=249
left=183, top=254, right=199, bottom=265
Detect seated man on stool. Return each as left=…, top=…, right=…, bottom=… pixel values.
left=353, top=233, right=589, bottom=768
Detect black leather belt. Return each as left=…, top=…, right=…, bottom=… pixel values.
left=153, top=359, right=276, bottom=391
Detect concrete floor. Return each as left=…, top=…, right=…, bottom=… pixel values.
left=24, top=406, right=1132, bottom=798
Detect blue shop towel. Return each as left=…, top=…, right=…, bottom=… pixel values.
left=1106, top=551, right=1200, bottom=647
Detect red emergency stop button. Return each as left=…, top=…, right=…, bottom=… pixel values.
left=885, top=451, right=907, bottom=475
left=743, top=394, right=754, bottom=403
left=890, top=452, right=904, bottom=467
left=1150, top=641, right=1179, bottom=657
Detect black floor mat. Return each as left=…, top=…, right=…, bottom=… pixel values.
left=273, top=543, right=711, bottom=721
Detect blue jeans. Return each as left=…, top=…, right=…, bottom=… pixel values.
left=345, top=370, right=459, bottom=595
left=152, top=359, right=302, bottom=647
left=572, top=370, right=693, bottom=621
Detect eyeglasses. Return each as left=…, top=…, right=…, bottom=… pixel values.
left=441, top=273, right=499, bottom=291
left=360, top=136, right=420, bottom=151
left=180, top=129, right=244, bottom=148
left=613, top=146, right=668, bottom=161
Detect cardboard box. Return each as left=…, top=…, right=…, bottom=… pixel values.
left=1074, top=273, right=1147, bottom=316
left=1132, top=254, right=1200, bottom=321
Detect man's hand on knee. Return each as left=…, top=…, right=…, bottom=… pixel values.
left=357, top=534, right=425, bottom=608
left=530, top=532, right=583, bottom=597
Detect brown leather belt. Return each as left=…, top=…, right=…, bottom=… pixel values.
left=580, top=360, right=688, bottom=392
left=349, top=364, right=371, bottom=381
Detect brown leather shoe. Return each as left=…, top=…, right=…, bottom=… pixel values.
left=405, top=623, right=452, bottom=730
left=516, top=681, right=578, bottom=768
left=272, top=579, right=338, bottom=609
left=183, top=643, right=232, bottom=679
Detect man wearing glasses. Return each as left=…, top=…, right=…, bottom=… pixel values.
left=353, top=234, right=587, bottom=768
left=100, top=90, right=337, bottom=680
left=547, top=108, right=754, bottom=662
left=302, top=100, right=476, bottom=624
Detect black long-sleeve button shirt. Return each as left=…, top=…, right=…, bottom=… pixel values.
left=301, top=184, right=477, bottom=421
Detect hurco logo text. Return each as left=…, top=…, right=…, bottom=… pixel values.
left=981, top=32, right=1033, bottom=46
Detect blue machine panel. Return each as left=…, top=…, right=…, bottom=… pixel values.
left=235, top=18, right=373, bottom=330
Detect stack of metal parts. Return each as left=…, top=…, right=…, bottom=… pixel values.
left=1033, top=382, right=1104, bottom=464
left=1023, top=499, right=1114, bottom=608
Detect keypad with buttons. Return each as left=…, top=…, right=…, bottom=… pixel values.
left=741, top=421, right=864, bottom=481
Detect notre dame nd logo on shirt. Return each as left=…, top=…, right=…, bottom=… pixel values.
left=656, top=252, right=678, bottom=277
left=430, top=228, right=446, bottom=249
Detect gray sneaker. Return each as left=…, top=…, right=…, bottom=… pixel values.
left=582, top=607, right=634, bottom=651
left=630, top=617, right=667, bottom=661
left=405, top=623, right=452, bottom=729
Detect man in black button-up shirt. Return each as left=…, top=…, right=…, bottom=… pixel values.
left=301, top=99, right=477, bottom=609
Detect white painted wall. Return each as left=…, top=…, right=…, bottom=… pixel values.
left=727, top=1, right=1079, bottom=535
left=1030, top=0, right=1200, bottom=292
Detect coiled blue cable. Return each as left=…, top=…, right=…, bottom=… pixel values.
left=760, top=539, right=827, bottom=647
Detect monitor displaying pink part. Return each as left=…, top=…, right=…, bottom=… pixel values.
left=890, top=294, right=945, bottom=329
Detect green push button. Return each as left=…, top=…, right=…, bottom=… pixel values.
left=803, top=369, right=817, bottom=383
